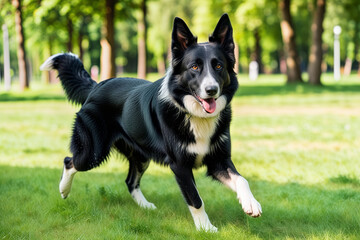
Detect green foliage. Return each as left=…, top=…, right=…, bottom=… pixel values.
left=292, top=0, right=312, bottom=64
left=147, top=0, right=194, bottom=68
left=1, top=75, right=360, bottom=238
left=233, top=0, right=281, bottom=71
left=0, top=0, right=359, bottom=81
left=0, top=2, right=19, bottom=76
left=323, top=0, right=360, bottom=66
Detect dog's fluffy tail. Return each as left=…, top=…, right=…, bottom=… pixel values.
left=40, top=53, right=97, bottom=105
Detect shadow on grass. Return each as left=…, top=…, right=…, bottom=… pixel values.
left=0, top=92, right=66, bottom=102
left=1, top=165, right=359, bottom=239
left=212, top=180, right=360, bottom=238
left=329, top=174, right=360, bottom=187
left=236, top=84, right=360, bottom=97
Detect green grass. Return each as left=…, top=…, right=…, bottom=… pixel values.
left=1, top=73, right=360, bottom=239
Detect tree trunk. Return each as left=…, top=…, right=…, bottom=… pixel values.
left=78, top=32, right=84, bottom=62
left=100, top=0, right=116, bottom=80
left=253, top=29, right=263, bottom=73
left=137, top=0, right=147, bottom=79
left=344, top=58, right=352, bottom=76
left=12, top=0, right=29, bottom=90
left=308, top=0, right=326, bottom=85
left=78, top=19, right=86, bottom=62
left=2, top=24, right=11, bottom=91
left=234, top=43, right=239, bottom=73
left=157, top=57, right=166, bottom=76
left=354, top=21, right=360, bottom=77
left=280, top=0, right=303, bottom=83
left=67, top=16, right=73, bottom=52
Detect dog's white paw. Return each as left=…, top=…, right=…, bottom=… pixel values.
left=240, top=196, right=262, bottom=218
left=139, top=201, right=157, bottom=210
left=131, top=188, right=157, bottom=210
left=189, top=204, right=218, bottom=232
left=196, top=223, right=218, bottom=233
left=235, top=176, right=262, bottom=217
left=59, top=166, right=77, bottom=199
left=198, top=223, right=218, bottom=233
left=60, top=189, right=70, bottom=199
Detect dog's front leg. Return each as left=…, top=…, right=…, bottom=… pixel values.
left=170, top=163, right=218, bottom=232
left=207, top=159, right=262, bottom=218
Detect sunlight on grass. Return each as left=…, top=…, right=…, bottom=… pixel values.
left=1, top=75, right=360, bottom=239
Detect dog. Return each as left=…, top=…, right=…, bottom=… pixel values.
left=40, top=14, right=261, bottom=232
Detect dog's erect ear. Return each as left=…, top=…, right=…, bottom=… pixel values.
left=171, top=17, right=197, bottom=58
left=209, top=13, right=233, bottom=46
left=209, top=14, right=235, bottom=64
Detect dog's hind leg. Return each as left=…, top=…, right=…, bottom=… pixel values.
left=126, top=157, right=156, bottom=209
left=59, top=157, right=77, bottom=199
left=60, top=110, right=115, bottom=199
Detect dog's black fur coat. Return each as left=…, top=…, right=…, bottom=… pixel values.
left=43, top=14, right=261, bottom=230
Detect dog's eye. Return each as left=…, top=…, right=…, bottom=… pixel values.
left=191, top=64, right=199, bottom=70
left=215, top=63, right=222, bottom=70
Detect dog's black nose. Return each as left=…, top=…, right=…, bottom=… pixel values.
left=205, top=86, right=219, bottom=96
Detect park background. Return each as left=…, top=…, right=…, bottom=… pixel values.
left=0, top=0, right=360, bottom=239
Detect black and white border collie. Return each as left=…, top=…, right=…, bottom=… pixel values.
left=40, top=14, right=261, bottom=232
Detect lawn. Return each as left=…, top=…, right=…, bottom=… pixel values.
left=0, top=74, right=359, bottom=239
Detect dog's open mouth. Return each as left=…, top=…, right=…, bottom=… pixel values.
left=195, top=95, right=216, bottom=114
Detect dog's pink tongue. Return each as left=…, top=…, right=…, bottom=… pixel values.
left=202, top=98, right=216, bottom=113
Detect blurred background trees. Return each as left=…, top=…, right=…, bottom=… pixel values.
left=12, top=0, right=29, bottom=90
left=280, top=0, right=303, bottom=84
left=308, top=0, right=326, bottom=85
left=0, top=0, right=359, bottom=89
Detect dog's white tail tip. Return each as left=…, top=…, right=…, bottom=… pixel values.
left=40, top=52, right=78, bottom=71
left=40, top=53, right=61, bottom=71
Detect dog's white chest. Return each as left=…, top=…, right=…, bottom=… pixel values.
left=186, top=116, right=219, bottom=167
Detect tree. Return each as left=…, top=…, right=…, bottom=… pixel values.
left=321, top=0, right=360, bottom=77
left=137, top=0, right=147, bottom=79
left=32, top=0, right=100, bottom=82
left=252, top=28, right=263, bottom=73
left=234, top=0, right=281, bottom=73
left=100, top=0, right=116, bottom=80
left=66, top=15, right=73, bottom=52
left=279, top=0, right=303, bottom=83
left=2, top=23, right=11, bottom=91
left=337, top=0, right=360, bottom=76
left=147, top=0, right=194, bottom=75
left=308, top=0, right=326, bottom=85
left=12, top=0, right=29, bottom=90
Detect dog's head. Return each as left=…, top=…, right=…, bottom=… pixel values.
left=162, top=14, right=238, bottom=118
